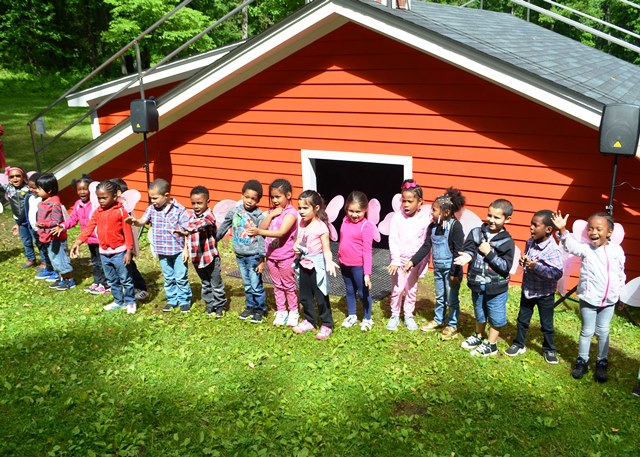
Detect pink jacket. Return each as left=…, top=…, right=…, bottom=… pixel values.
left=389, top=209, right=429, bottom=266
left=63, top=199, right=98, bottom=245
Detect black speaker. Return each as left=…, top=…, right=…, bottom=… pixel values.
left=599, top=103, right=640, bottom=156
left=130, top=99, right=159, bottom=133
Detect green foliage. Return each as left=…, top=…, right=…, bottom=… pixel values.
left=101, top=0, right=215, bottom=68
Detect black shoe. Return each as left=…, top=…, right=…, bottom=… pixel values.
left=239, top=309, right=253, bottom=320
left=215, top=308, right=224, bottom=318
left=594, top=358, right=608, bottom=383
left=163, top=303, right=175, bottom=312
left=544, top=351, right=559, bottom=364
left=505, top=344, right=526, bottom=357
left=632, top=383, right=640, bottom=397
left=180, top=304, right=191, bottom=314
left=571, top=357, right=589, bottom=379
left=250, top=311, right=264, bottom=324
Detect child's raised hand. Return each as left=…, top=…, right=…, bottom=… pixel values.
left=454, top=252, right=472, bottom=266
left=551, top=211, right=569, bottom=232
left=387, top=264, right=398, bottom=275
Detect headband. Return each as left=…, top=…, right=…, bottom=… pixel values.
left=5, top=166, right=25, bottom=177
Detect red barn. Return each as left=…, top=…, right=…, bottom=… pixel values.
left=58, top=0, right=640, bottom=281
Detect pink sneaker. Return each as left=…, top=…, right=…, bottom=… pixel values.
left=316, top=326, right=332, bottom=340
left=292, top=320, right=315, bottom=334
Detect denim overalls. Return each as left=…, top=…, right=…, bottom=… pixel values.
left=431, top=222, right=460, bottom=327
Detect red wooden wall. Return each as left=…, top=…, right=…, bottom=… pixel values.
left=80, top=22, right=640, bottom=281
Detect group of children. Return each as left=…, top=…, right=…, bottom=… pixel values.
left=3, top=167, right=635, bottom=390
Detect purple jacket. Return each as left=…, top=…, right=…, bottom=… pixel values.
left=63, top=199, right=98, bottom=244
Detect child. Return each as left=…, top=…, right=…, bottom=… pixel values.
left=71, top=180, right=136, bottom=313
left=454, top=199, right=515, bottom=356
left=17, top=172, right=51, bottom=277
left=216, top=179, right=267, bottom=323
left=111, top=178, right=149, bottom=300
left=57, top=175, right=108, bottom=294
left=505, top=210, right=563, bottom=363
left=405, top=188, right=466, bottom=340
left=2, top=166, right=34, bottom=268
left=126, top=178, right=192, bottom=312
left=552, top=211, right=625, bottom=382
left=35, top=173, right=75, bottom=290
left=338, top=190, right=375, bottom=331
left=246, top=179, right=299, bottom=326
left=177, top=186, right=227, bottom=317
left=387, top=179, right=430, bottom=331
left=291, top=190, right=338, bottom=340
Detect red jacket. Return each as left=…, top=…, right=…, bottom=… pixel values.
left=79, top=202, right=133, bottom=252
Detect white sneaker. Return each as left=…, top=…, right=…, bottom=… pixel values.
left=103, top=302, right=126, bottom=311
left=361, top=318, right=373, bottom=331
left=405, top=316, right=418, bottom=331
left=273, top=310, right=288, bottom=326
left=386, top=316, right=400, bottom=331
left=341, top=315, right=358, bottom=328
left=286, top=310, right=299, bottom=327
left=127, top=303, right=137, bottom=314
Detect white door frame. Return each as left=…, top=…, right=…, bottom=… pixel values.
left=300, top=150, right=413, bottom=190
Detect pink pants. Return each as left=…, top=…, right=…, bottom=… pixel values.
left=267, top=257, right=298, bottom=312
left=389, top=267, right=420, bottom=317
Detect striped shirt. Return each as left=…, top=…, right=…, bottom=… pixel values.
left=185, top=208, right=219, bottom=269
left=142, top=199, right=189, bottom=256
left=37, top=195, right=67, bottom=243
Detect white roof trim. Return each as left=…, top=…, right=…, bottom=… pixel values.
left=65, top=42, right=243, bottom=107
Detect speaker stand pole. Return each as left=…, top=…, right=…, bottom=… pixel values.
left=606, top=155, right=619, bottom=216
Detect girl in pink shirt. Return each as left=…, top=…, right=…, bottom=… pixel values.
left=247, top=179, right=299, bottom=327
left=292, top=190, right=337, bottom=340
left=387, top=179, right=430, bottom=331
left=57, top=175, right=108, bottom=294
left=338, top=191, right=375, bottom=331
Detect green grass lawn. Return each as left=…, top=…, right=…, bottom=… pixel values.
left=1, top=209, right=640, bottom=457
left=0, top=69, right=93, bottom=171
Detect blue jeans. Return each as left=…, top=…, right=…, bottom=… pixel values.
left=101, top=251, right=135, bottom=305
left=159, top=253, right=192, bottom=305
left=472, top=289, right=508, bottom=328
left=19, top=223, right=36, bottom=262
left=236, top=254, right=266, bottom=312
left=578, top=301, right=615, bottom=361
left=48, top=240, right=73, bottom=275
left=341, top=265, right=372, bottom=320
left=433, top=266, right=460, bottom=328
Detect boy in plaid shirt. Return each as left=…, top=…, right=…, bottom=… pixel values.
left=176, top=186, right=227, bottom=317
left=505, top=210, right=563, bottom=363
left=126, top=178, right=192, bottom=312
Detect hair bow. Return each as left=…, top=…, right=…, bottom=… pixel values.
left=402, top=181, right=417, bottom=189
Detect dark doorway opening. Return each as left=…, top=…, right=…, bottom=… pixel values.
left=315, top=159, right=404, bottom=249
